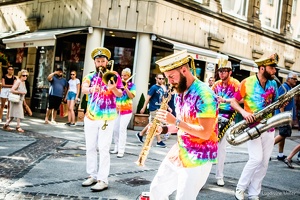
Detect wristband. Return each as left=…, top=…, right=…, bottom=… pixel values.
left=175, top=118, right=181, bottom=128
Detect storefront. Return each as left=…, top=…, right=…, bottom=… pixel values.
left=3, top=28, right=89, bottom=112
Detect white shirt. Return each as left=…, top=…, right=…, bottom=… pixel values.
left=68, top=78, right=80, bottom=93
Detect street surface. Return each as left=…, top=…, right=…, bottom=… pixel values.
left=0, top=115, right=299, bottom=200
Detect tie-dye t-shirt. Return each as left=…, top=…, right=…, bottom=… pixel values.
left=83, top=71, right=123, bottom=121
left=211, top=77, right=240, bottom=118
left=116, top=82, right=136, bottom=115
left=174, top=79, right=218, bottom=168
left=235, top=75, right=278, bottom=117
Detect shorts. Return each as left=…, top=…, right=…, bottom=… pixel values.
left=0, top=88, right=10, bottom=98
left=278, top=125, right=292, bottom=137
left=48, top=95, right=63, bottom=110
left=149, top=110, right=157, bottom=122
left=66, top=91, right=76, bottom=100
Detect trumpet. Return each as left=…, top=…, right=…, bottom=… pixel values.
left=122, top=74, right=136, bottom=88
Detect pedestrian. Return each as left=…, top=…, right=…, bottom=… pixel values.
left=64, top=70, right=80, bottom=126
left=283, top=144, right=300, bottom=169
left=211, top=59, right=240, bottom=187
left=2, top=69, right=28, bottom=132
left=44, top=67, right=68, bottom=124
left=208, top=76, right=215, bottom=87
left=135, top=73, right=167, bottom=147
left=111, top=68, right=136, bottom=158
left=274, top=72, right=298, bottom=161
left=230, top=53, right=281, bottom=200
left=148, top=49, right=218, bottom=200
left=81, top=47, right=123, bottom=192
left=0, top=66, right=16, bottom=122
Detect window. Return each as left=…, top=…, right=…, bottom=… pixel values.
left=221, top=0, right=248, bottom=19
left=292, top=0, right=297, bottom=15
left=260, top=0, right=283, bottom=32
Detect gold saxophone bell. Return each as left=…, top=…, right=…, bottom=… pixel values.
left=122, top=73, right=136, bottom=88
left=102, top=60, right=118, bottom=84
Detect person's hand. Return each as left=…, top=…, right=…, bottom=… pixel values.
left=107, top=79, right=116, bottom=91
left=242, top=111, right=255, bottom=123
left=156, top=109, right=176, bottom=125
left=140, top=107, right=145, bottom=114
left=89, top=85, right=101, bottom=93
left=217, top=96, right=225, bottom=103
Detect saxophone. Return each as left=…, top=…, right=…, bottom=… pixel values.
left=135, top=87, right=173, bottom=166
left=226, top=79, right=300, bottom=146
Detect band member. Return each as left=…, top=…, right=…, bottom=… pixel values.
left=148, top=50, right=218, bottom=200
left=211, top=59, right=240, bottom=186
left=81, top=47, right=123, bottom=192
left=230, top=53, right=280, bottom=200
left=111, top=68, right=136, bottom=158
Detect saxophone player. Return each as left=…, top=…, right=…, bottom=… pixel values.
left=148, top=50, right=218, bottom=200
left=81, top=47, right=123, bottom=192
left=211, top=59, right=240, bottom=187
left=230, top=53, right=280, bottom=200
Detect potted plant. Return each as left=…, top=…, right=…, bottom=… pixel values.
left=133, top=93, right=149, bottom=130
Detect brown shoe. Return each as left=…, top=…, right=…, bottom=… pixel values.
left=3, top=124, right=14, bottom=131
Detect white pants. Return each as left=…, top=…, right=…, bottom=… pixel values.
left=215, top=136, right=227, bottom=179
left=84, top=117, right=115, bottom=184
left=150, top=157, right=212, bottom=200
left=112, top=113, right=132, bottom=154
left=237, top=130, right=275, bottom=197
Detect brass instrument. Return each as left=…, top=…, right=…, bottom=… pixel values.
left=102, top=60, right=118, bottom=85
left=135, top=87, right=173, bottom=166
left=122, top=74, right=136, bottom=88
left=226, top=79, right=300, bottom=146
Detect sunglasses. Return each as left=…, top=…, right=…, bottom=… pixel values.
left=158, top=78, right=164, bottom=80
left=70, top=74, right=75, bottom=76
left=22, top=75, right=28, bottom=77
left=291, top=78, right=298, bottom=81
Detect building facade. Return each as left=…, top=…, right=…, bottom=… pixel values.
left=0, top=0, right=300, bottom=115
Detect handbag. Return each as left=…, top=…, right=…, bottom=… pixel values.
left=8, top=92, right=20, bottom=103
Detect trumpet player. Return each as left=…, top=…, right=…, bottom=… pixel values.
left=81, top=47, right=123, bottom=192
left=111, top=68, right=136, bottom=158
left=230, top=53, right=280, bottom=200
left=148, top=50, right=218, bottom=200
left=211, top=59, right=240, bottom=187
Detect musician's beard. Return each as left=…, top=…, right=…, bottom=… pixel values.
left=96, top=66, right=107, bottom=75
left=173, top=73, right=187, bottom=94
left=263, top=70, right=274, bottom=80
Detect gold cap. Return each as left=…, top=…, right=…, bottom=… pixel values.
left=156, top=50, right=193, bottom=73
left=91, top=47, right=111, bottom=60
left=255, top=53, right=279, bottom=67
left=218, top=58, right=232, bottom=70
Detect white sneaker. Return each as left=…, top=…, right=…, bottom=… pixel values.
left=216, top=178, right=225, bottom=186
left=117, top=153, right=124, bottom=158
left=82, top=177, right=97, bottom=187
left=90, top=181, right=108, bottom=191
left=110, top=150, right=118, bottom=154
left=235, top=188, right=245, bottom=200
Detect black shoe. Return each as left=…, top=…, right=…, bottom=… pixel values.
left=277, top=155, right=287, bottom=161
left=284, top=158, right=294, bottom=169
left=136, top=132, right=143, bottom=143
left=156, top=141, right=166, bottom=148
left=65, top=122, right=71, bottom=126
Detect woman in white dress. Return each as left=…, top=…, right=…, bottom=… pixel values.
left=3, top=69, right=28, bottom=132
